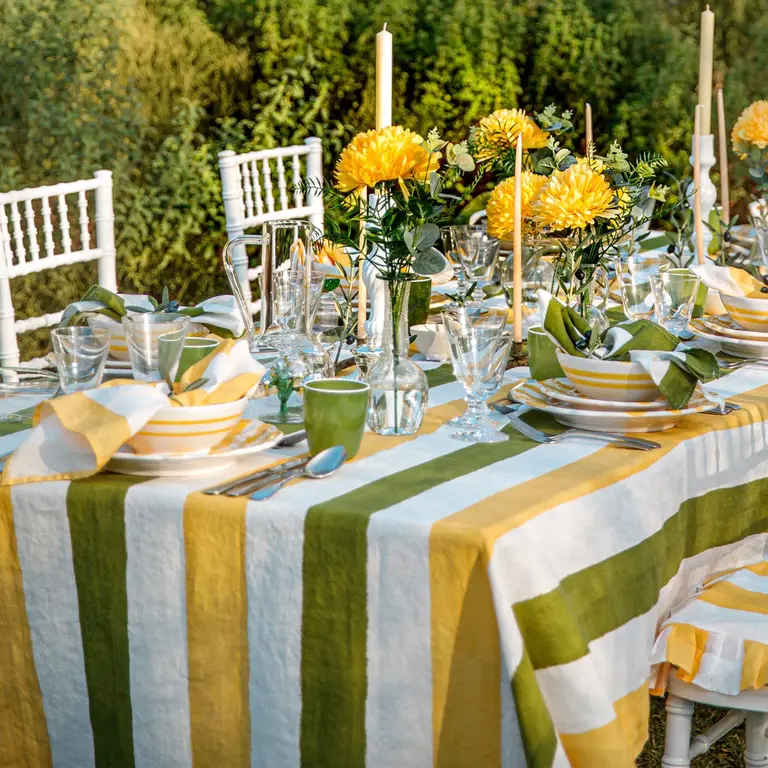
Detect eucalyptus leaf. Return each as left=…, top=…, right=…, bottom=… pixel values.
left=414, top=223, right=440, bottom=251
left=403, top=228, right=416, bottom=255
left=429, top=171, right=441, bottom=197
left=456, top=154, right=475, bottom=172
left=412, top=246, right=448, bottom=276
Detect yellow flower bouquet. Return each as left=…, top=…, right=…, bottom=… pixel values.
left=732, top=100, right=768, bottom=190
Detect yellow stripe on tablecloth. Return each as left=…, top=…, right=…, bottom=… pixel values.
left=429, top=384, right=768, bottom=767
left=430, top=529, right=501, bottom=768
left=0, top=485, right=52, bottom=766
left=184, top=492, right=250, bottom=767
left=559, top=682, right=650, bottom=767
left=698, top=579, right=768, bottom=615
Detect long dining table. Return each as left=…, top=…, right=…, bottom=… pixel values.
left=2, top=359, right=768, bottom=768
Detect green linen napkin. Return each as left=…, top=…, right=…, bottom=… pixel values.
left=536, top=291, right=720, bottom=409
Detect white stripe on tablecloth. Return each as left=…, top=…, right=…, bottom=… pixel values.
left=245, top=504, right=305, bottom=768
left=535, top=610, right=657, bottom=734
left=11, top=480, right=96, bottom=768
left=125, top=480, right=193, bottom=767
left=364, top=438, right=603, bottom=766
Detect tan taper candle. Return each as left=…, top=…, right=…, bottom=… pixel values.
left=513, top=133, right=523, bottom=343
left=585, top=103, right=593, bottom=150
left=694, top=105, right=706, bottom=265
left=717, top=87, right=730, bottom=223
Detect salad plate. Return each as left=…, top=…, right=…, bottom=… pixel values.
left=512, top=380, right=713, bottom=433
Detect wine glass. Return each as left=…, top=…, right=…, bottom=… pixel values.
left=441, top=307, right=508, bottom=430
left=443, top=317, right=513, bottom=443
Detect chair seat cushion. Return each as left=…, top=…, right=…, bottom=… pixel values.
left=651, top=562, right=768, bottom=696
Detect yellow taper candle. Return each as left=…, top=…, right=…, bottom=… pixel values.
left=717, top=87, right=730, bottom=223
left=376, top=25, right=393, bottom=130
left=697, top=5, right=715, bottom=135
left=694, top=105, right=706, bottom=264
left=513, top=133, right=523, bottom=344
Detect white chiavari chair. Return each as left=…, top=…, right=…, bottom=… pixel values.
left=0, top=170, right=116, bottom=366
left=218, top=138, right=323, bottom=315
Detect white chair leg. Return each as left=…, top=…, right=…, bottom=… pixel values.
left=662, top=694, right=695, bottom=768
left=745, top=712, right=768, bottom=768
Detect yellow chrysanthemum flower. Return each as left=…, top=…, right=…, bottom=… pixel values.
left=473, top=109, right=550, bottom=162
left=732, top=100, right=768, bottom=156
left=486, top=173, right=548, bottom=239
left=334, top=126, right=441, bottom=193
left=314, top=238, right=351, bottom=268
left=533, top=163, right=617, bottom=230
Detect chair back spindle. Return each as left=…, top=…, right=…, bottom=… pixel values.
left=0, top=170, right=117, bottom=365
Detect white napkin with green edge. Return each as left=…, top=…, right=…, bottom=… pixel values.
left=536, top=290, right=722, bottom=409
left=59, top=288, right=245, bottom=339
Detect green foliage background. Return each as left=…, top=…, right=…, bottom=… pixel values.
left=1, top=0, right=767, bottom=357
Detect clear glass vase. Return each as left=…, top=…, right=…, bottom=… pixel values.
left=367, top=278, right=428, bottom=436
left=753, top=204, right=768, bottom=267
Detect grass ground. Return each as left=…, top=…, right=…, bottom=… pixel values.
left=637, top=696, right=745, bottom=766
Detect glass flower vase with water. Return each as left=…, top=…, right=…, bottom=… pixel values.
left=366, top=277, right=428, bottom=436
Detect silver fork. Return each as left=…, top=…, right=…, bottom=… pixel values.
left=503, top=412, right=661, bottom=451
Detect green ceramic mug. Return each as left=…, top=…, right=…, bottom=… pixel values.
left=175, top=337, right=220, bottom=382
left=303, top=378, right=370, bottom=459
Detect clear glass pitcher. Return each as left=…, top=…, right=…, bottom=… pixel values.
left=222, top=220, right=317, bottom=351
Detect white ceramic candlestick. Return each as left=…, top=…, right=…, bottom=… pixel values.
left=688, top=133, right=717, bottom=255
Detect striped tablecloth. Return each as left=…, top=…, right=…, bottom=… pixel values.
left=3, top=361, right=768, bottom=768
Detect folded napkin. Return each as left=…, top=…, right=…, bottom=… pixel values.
left=1, top=339, right=266, bottom=486
left=536, top=291, right=720, bottom=408
left=690, top=262, right=765, bottom=299
left=59, top=287, right=246, bottom=338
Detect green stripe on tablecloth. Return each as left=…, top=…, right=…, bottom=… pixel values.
left=425, top=363, right=457, bottom=389
left=511, top=648, right=558, bottom=767
left=67, top=475, right=148, bottom=768
left=0, top=407, right=34, bottom=437
left=299, top=415, right=545, bottom=766
left=513, top=473, right=768, bottom=673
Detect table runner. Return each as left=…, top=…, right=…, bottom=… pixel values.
left=3, top=362, right=768, bottom=768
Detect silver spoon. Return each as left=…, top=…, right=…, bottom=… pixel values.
left=249, top=445, right=347, bottom=501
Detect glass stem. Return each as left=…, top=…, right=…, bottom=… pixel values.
left=465, top=395, right=490, bottom=425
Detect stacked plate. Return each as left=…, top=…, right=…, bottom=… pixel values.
left=512, top=378, right=712, bottom=433
left=690, top=315, right=768, bottom=360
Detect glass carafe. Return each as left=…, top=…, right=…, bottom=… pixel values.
left=222, top=220, right=322, bottom=355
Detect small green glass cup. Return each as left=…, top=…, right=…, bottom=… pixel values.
left=527, top=326, right=565, bottom=381
left=175, top=337, right=220, bottom=382
left=303, top=378, right=370, bottom=459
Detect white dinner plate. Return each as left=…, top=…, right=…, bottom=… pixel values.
left=537, top=378, right=674, bottom=412
left=513, top=380, right=713, bottom=433
left=106, top=421, right=284, bottom=476
left=689, top=319, right=768, bottom=359
left=701, top=314, right=768, bottom=342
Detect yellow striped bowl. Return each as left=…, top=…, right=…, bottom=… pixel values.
left=557, top=352, right=662, bottom=403
left=125, top=398, right=247, bottom=455
left=720, top=294, right=768, bottom=332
